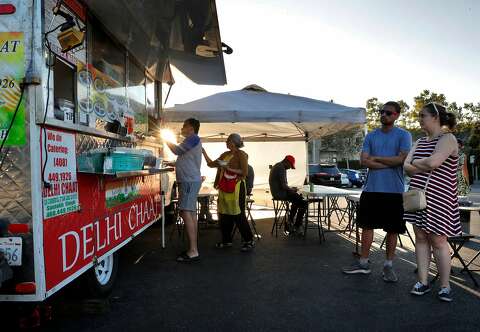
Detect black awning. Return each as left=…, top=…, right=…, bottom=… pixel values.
left=83, top=0, right=227, bottom=85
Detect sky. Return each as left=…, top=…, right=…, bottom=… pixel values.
left=166, top=0, right=479, bottom=109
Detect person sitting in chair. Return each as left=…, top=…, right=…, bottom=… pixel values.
left=246, top=164, right=255, bottom=196
left=268, top=155, right=307, bottom=234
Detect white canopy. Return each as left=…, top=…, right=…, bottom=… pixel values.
left=163, top=86, right=366, bottom=190
left=164, top=85, right=365, bottom=141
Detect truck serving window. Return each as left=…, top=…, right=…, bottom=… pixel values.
left=53, top=59, right=76, bottom=124
left=127, top=59, right=147, bottom=134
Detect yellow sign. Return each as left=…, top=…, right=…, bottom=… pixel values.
left=0, top=32, right=25, bottom=146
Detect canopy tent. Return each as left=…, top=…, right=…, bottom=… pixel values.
left=163, top=85, right=365, bottom=189
left=163, top=85, right=365, bottom=141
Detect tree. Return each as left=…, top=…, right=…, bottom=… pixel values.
left=412, top=90, right=480, bottom=132
left=319, top=128, right=364, bottom=167
left=412, top=90, right=448, bottom=112
left=365, top=97, right=381, bottom=131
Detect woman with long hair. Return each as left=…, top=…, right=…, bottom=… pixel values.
left=202, top=134, right=255, bottom=252
left=404, top=102, right=461, bottom=302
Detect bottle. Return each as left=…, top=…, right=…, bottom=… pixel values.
left=309, top=182, right=314, bottom=192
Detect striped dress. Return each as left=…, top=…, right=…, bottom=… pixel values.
left=404, top=135, right=461, bottom=236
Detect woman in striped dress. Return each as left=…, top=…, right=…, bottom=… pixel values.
left=404, top=103, right=460, bottom=302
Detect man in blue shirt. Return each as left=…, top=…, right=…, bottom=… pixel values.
left=167, top=118, right=202, bottom=262
left=343, top=101, right=412, bottom=282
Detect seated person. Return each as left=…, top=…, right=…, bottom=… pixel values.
left=268, top=155, right=307, bottom=234
left=198, top=176, right=214, bottom=223
left=246, top=164, right=255, bottom=196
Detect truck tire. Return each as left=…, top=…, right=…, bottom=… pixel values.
left=84, top=252, right=119, bottom=297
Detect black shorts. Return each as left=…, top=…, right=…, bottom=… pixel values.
left=357, top=192, right=406, bottom=234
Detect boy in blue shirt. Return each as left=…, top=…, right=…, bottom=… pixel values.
left=343, top=101, right=412, bottom=282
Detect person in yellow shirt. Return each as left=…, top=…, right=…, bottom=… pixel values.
left=202, top=134, right=255, bottom=252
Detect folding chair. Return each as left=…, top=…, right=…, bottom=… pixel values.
left=168, top=199, right=185, bottom=242
left=431, top=234, right=478, bottom=287
left=271, top=199, right=290, bottom=237
left=231, top=196, right=261, bottom=240
left=345, top=196, right=361, bottom=255
left=247, top=197, right=261, bottom=239
left=380, top=228, right=415, bottom=249
left=304, top=197, right=325, bottom=243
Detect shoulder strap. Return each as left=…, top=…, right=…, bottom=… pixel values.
left=423, top=172, right=432, bottom=190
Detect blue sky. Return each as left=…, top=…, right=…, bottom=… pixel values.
left=167, top=0, right=479, bottom=108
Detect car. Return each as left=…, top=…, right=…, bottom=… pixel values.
left=309, top=163, right=342, bottom=186
left=340, top=168, right=365, bottom=188
left=340, top=172, right=351, bottom=187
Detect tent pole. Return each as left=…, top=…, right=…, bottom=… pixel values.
left=305, top=133, right=309, bottom=184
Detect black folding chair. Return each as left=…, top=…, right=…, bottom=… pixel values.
left=380, top=228, right=415, bottom=249
left=232, top=196, right=261, bottom=240
left=271, top=199, right=290, bottom=237
left=431, top=234, right=478, bottom=287
left=303, top=197, right=325, bottom=243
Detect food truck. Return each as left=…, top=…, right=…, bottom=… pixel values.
left=0, top=0, right=227, bottom=302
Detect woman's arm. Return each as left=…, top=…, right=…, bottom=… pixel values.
left=403, top=140, right=422, bottom=176
left=404, top=163, right=421, bottom=176
left=412, top=134, right=458, bottom=171
left=202, top=148, right=220, bottom=168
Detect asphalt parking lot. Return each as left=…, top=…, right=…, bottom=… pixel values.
left=17, top=204, right=478, bottom=332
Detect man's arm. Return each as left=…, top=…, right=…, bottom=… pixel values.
left=370, top=151, right=409, bottom=167
left=359, top=132, right=387, bottom=169
left=371, top=130, right=412, bottom=167
left=275, top=165, right=294, bottom=192
left=360, top=152, right=388, bottom=169
left=167, top=135, right=200, bottom=156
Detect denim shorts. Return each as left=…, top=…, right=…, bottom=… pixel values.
left=178, top=181, right=201, bottom=212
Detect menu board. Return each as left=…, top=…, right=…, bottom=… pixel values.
left=0, top=32, right=26, bottom=146
left=42, top=129, right=80, bottom=219
left=77, top=62, right=129, bottom=131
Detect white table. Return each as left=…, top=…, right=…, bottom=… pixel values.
left=300, top=185, right=359, bottom=241
left=345, top=194, right=361, bottom=254
left=197, top=187, right=218, bottom=226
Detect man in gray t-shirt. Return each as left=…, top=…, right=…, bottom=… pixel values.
left=166, top=118, right=202, bottom=262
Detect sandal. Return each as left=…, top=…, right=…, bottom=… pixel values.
left=215, top=242, right=233, bottom=249
left=176, top=251, right=200, bottom=262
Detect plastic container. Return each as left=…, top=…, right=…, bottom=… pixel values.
left=77, top=152, right=105, bottom=173
left=103, top=153, right=144, bottom=173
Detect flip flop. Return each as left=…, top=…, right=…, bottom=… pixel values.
left=215, top=242, right=233, bottom=248
left=176, top=251, right=200, bottom=263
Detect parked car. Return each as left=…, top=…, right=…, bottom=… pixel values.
left=340, top=169, right=366, bottom=188
left=309, top=164, right=342, bottom=186
left=340, top=172, right=351, bottom=187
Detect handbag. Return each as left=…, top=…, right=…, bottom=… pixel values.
left=402, top=172, right=432, bottom=212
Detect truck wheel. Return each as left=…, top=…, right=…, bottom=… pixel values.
left=85, top=252, right=119, bottom=297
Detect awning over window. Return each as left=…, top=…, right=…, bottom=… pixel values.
left=83, top=0, right=227, bottom=85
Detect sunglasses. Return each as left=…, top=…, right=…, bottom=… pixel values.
left=379, top=109, right=397, bottom=116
